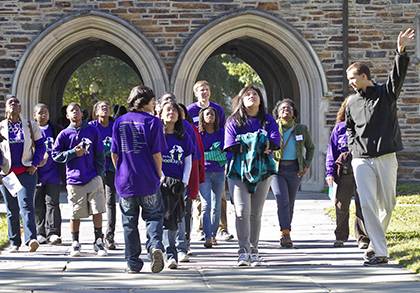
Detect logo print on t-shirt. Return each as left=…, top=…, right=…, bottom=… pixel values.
left=169, top=145, right=184, bottom=161
left=103, top=136, right=112, bottom=152
left=80, top=137, right=93, bottom=154
left=45, top=137, right=55, bottom=152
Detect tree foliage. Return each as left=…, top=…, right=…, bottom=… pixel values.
left=197, top=54, right=262, bottom=114
left=63, top=55, right=140, bottom=113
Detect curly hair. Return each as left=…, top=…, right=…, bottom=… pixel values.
left=272, top=98, right=298, bottom=120
left=198, top=106, right=219, bottom=133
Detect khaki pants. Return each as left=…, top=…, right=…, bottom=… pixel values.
left=352, top=153, right=397, bottom=257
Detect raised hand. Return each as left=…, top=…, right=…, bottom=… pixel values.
left=397, top=28, right=415, bottom=53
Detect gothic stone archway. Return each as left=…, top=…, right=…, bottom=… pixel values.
left=12, top=11, right=168, bottom=120
left=172, top=10, right=329, bottom=191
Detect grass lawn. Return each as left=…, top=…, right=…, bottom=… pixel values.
left=325, top=184, right=420, bottom=274
left=0, top=213, right=8, bottom=249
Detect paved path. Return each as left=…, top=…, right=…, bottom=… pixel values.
left=0, top=191, right=419, bottom=292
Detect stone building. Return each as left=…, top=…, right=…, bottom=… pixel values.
left=0, top=0, right=419, bottom=190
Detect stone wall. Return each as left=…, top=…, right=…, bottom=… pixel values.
left=0, top=0, right=419, bottom=181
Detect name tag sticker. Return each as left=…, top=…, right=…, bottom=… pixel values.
left=296, top=134, right=303, bottom=141
left=192, top=116, right=199, bottom=123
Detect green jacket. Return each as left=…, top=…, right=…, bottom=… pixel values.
left=273, top=123, right=315, bottom=173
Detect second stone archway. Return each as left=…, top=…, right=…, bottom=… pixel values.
left=172, top=10, right=329, bottom=190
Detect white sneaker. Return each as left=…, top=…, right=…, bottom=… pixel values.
left=7, top=245, right=19, bottom=253
left=167, top=258, right=178, bottom=269
left=28, top=239, right=39, bottom=252
left=237, top=253, right=250, bottom=267
left=49, top=234, right=62, bottom=245
left=178, top=251, right=190, bottom=263
left=219, top=230, right=234, bottom=241
left=70, top=241, right=81, bottom=257
left=93, top=238, right=108, bottom=257
left=250, top=253, right=262, bottom=266
left=37, top=235, right=47, bottom=244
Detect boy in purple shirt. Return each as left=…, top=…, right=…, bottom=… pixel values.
left=187, top=80, right=225, bottom=127
left=53, top=103, right=107, bottom=257
left=89, top=101, right=117, bottom=250
left=111, top=85, right=167, bottom=274
left=33, top=103, right=62, bottom=245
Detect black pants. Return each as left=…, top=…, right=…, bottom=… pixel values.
left=34, top=184, right=61, bottom=237
left=335, top=174, right=369, bottom=244
left=104, top=171, right=117, bottom=240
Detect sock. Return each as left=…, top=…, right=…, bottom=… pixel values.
left=72, top=232, right=79, bottom=242
left=94, top=227, right=103, bottom=241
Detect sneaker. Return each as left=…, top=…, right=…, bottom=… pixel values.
left=363, top=256, right=389, bottom=266
left=333, top=240, right=344, bottom=248
left=49, top=234, right=62, bottom=245
left=363, top=249, right=375, bottom=261
left=250, top=252, right=262, bottom=267
left=219, top=230, right=234, bottom=241
left=7, top=245, right=19, bottom=253
left=167, top=258, right=178, bottom=269
left=187, top=249, right=193, bottom=256
left=37, top=235, right=48, bottom=244
left=198, top=232, right=205, bottom=241
left=280, top=235, right=293, bottom=248
left=203, top=239, right=212, bottom=248
left=150, top=248, right=164, bottom=273
left=93, top=238, right=108, bottom=256
left=178, top=251, right=190, bottom=263
left=28, top=239, right=39, bottom=252
left=211, top=237, right=218, bottom=246
left=126, top=267, right=141, bottom=274
left=358, top=241, right=369, bottom=249
left=70, top=241, right=81, bottom=257
left=105, top=238, right=116, bottom=250
left=237, top=252, right=250, bottom=267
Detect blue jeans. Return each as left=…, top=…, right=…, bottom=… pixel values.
left=199, top=171, right=225, bottom=239
left=1, top=172, right=37, bottom=247
left=163, top=193, right=189, bottom=261
left=270, top=161, right=301, bottom=231
left=119, top=193, right=164, bottom=271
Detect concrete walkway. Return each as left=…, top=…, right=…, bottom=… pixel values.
left=0, top=191, right=419, bottom=292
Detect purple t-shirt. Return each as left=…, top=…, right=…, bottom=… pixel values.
left=162, top=133, right=193, bottom=181
left=111, top=111, right=167, bottom=198
left=224, top=114, right=280, bottom=150
left=326, top=121, right=348, bottom=177
left=200, top=128, right=225, bottom=173
left=8, top=121, right=25, bottom=168
left=88, top=120, right=114, bottom=172
left=8, top=120, right=45, bottom=168
left=187, top=101, right=226, bottom=128
left=37, top=124, right=61, bottom=185
left=53, top=123, right=103, bottom=185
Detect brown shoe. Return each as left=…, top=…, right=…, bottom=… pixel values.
left=280, top=235, right=293, bottom=248
left=204, top=239, right=212, bottom=248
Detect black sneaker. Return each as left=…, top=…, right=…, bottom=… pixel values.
left=363, top=249, right=375, bottom=261
left=105, top=238, right=116, bottom=250
left=150, top=248, right=164, bottom=273
left=358, top=241, right=369, bottom=249
left=126, top=267, right=141, bottom=274
left=93, top=238, right=108, bottom=257
left=333, top=240, right=344, bottom=248
left=363, top=256, right=389, bottom=266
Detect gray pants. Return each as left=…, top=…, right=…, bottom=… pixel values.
left=231, top=177, right=272, bottom=254
left=352, top=153, right=398, bottom=257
